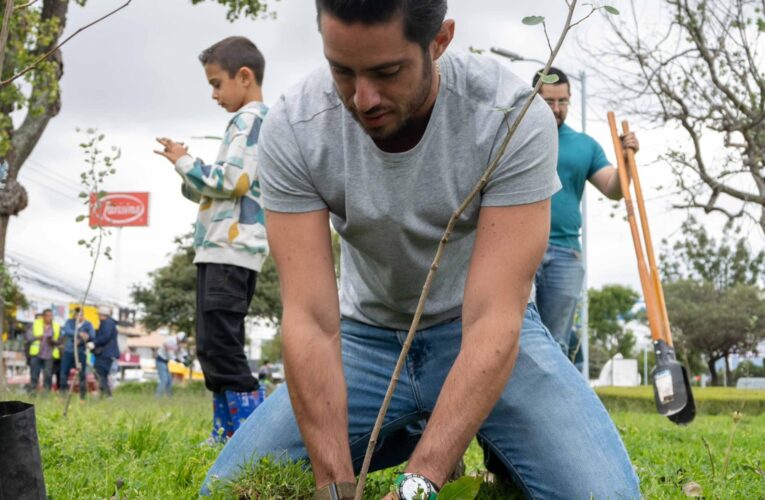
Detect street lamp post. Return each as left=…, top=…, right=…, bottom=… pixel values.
left=490, top=47, right=590, bottom=380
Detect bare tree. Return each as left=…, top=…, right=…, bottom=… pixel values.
left=590, top=0, right=765, bottom=233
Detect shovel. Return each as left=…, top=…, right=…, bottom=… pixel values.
left=608, top=113, right=696, bottom=424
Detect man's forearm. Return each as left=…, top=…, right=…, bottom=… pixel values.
left=406, top=308, right=524, bottom=488
left=604, top=167, right=624, bottom=200
left=282, top=313, right=355, bottom=488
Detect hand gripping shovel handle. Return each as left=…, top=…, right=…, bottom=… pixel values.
left=607, top=112, right=664, bottom=344
left=621, top=121, right=673, bottom=347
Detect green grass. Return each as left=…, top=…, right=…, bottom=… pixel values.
left=5, top=388, right=764, bottom=498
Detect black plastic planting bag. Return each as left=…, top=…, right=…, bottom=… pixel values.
left=0, top=401, right=46, bottom=500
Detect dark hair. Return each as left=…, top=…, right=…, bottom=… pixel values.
left=73, top=307, right=81, bottom=314
left=315, top=0, right=447, bottom=50
left=199, top=36, right=266, bottom=85
left=532, top=67, right=570, bottom=90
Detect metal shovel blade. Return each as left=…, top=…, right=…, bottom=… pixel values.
left=650, top=340, right=696, bottom=423
left=668, top=365, right=696, bottom=425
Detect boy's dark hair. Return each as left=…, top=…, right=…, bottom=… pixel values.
left=315, top=0, right=447, bottom=50
left=199, top=36, right=265, bottom=85
left=42, top=308, right=52, bottom=315
left=532, top=67, right=570, bottom=90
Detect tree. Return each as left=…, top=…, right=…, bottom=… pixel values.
left=131, top=232, right=283, bottom=335
left=0, top=261, right=25, bottom=392
left=260, top=331, right=281, bottom=364
left=661, top=217, right=765, bottom=290
left=664, top=279, right=765, bottom=385
left=0, top=0, right=277, bottom=394
left=595, top=0, right=765, bottom=233
left=587, top=284, right=640, bottom=376
left=659, top=217, right=765, bottom=384
left=0, top=262, right=26, bottom=324
left=0, top=0, right=278, bottom=260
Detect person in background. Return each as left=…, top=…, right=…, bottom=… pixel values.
left=26, top=309, right=61, bottom=394
left=154, top=36, right=269, bottom=443
left=92, top=305, right=119, bottom=398
left=59, top=308, right=95, bottom=400
left=533, top=67, right=639, bottom=357
left=156, top=331, right=187, bottom=397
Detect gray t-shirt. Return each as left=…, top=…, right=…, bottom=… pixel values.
left=260, top=51, right=560, bottom=330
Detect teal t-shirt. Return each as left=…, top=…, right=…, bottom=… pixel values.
left=549, top=123, right=611, bottom=251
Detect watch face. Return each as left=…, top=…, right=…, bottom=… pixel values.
left=399, top=475, right=432, bottom=500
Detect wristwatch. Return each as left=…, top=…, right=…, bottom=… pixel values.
left=313, top=482, right=356, bottom=500
left=394, top=473, right=438, bottom=500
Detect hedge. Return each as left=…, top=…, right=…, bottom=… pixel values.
left=596, top=385, right=765, bottom=416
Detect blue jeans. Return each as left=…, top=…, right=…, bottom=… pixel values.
left=60, top=350, right=88, bottom=399
left=28, top=357, right=53, bottom=393
left=535, top=244, right=586, bottom=354
left=202, top=305, right=639, bottom=498
left=156, top=358, right=173, bottom=397
left=94, top=356, right=113, bottom=397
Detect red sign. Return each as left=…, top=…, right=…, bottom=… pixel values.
left=89, top=192, right=149, bottom=227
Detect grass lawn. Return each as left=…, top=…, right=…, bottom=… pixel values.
left=7, top=387, right=765, bottom=499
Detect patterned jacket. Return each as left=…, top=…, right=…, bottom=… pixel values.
left=175, top=101, right=269, bottom=272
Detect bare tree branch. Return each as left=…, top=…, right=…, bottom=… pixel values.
left=0, top=0, right=132, bottom=87
left=15, top=0, right=40, bottom=10
left=588, top=0, right=765, bottom=234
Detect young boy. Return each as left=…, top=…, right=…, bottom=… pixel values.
left=155, top=36, right=268, bottom=442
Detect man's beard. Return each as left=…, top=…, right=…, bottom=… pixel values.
left=346, top=59, right=435, bottom=140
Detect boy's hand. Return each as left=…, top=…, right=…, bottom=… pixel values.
left=154, top=137, right=189, bottom=164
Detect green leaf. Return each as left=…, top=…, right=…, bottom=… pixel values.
left=75, top=215, right=86, bottom=222
left=522, top=16, right=545, bottom=26
left=77, top=239, right=86, bottom=245
left=539, top=72, right=560, bottom=84
left=758, top=18, right=765, bottom=32
left=78, top=192, right=88, bottom=198
left=437, top=476, right=482, bottom=500
left=604, top=5, right=620, bottom=15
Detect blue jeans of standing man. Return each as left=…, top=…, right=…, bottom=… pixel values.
left=201, top=304, right=639, bottom=499
left=535, top=244, right=586, bottom=355
left=94, top=356, right=113, bottom=397
left=156, top=357, right=173, bottom=397
left=60, top=350, right=88, bottom=399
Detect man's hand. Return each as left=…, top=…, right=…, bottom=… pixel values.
left=591, top=131, right=640, bottom=200
left=154, top=137, right=189, bottom=164
left=621, top=132, right=639, bottom=154
left=78, top=332, right=89, bottom=342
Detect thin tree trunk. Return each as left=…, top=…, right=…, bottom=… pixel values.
left=723, top=351, right=732, bottom=388
left=707, top=355, right=719, bottom=386
left=0, top=213, right=9, bottom=394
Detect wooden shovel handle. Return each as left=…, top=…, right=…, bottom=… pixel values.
left=608, top=112, right=664, bottom=343
left=621, top=121, right=673, bottom=346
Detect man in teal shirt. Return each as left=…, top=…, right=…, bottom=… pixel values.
left=533, top=67, right=639, bottom=357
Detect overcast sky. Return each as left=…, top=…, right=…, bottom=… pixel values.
left=9, top=0, right=759, bottom=307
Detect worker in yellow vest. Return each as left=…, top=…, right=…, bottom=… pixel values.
left=27, top=308, right=62, bottom=394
